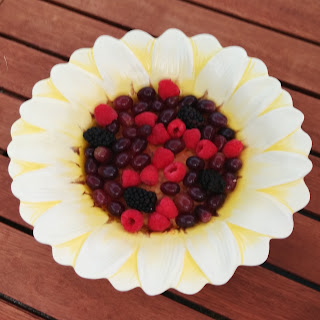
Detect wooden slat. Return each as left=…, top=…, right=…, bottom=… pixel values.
left=1, top=223, right=319, bottom=320
left=192, top=0, right=320, bottom=44
left=0, top=299, right=41, bottom=320
left=33, top=0, right=320, bottom=94
left=0, top=153, right=319, bottom=284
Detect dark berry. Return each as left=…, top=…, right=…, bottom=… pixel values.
left=225, top=158, right=243, bottom=172
left=112, top=138, right=131, bottom=153
left=130, top=138, right=147, bottom=154
left=107, top=201, right=125, bottom=217
left=85, top=158, right=98, bottom=174
left=118, top=112, right=134, bottom=127
left=158, top=109, right=177, bottom=126
left=164, top=138, right=185, bottom=154
left=188, top=187, right=206, bottom=202
left=199, top=169, right=226, bottom=194
left=92, top=189, right=108, bottom=206
left=137, top=87, right=156, bottom=102
left=115, top=152, right=131, bottom=168
left=197, top=100, right=216, bottom=113
left=83, top=127, right=115, bottom=148
left=186, top=156, right=205, bottom=171
left=104, top=181, right=123, bottom=199
left=174, top=193, right=194, bottom=214
left=94, top=146, right=113, bottom=163
left=131, top=153, right=151, bottom=171
left=177, top=106, right=205, bottom=129
left=201, top=125, right=215, bottom=141
left=114, top=95, right=133, bottom=111
left=183, top=171, right=199, bottom=187
left=206, top=194, right=225, bottom=211
left=195, top=205, right=212, bottom=223
left=124, top=187, right=157, bottom=213
left=180, top=95, right=197, bottom=108
left=132, top=101, right=150, bottom=115
left=208, top=112, right=227, bottom=127
left=106, top=120, right=120, bottom=134
left=138, top=124, right=152, bottom=138
left=218, top=127, right=235, bottom=140
left=176, top=214, right=196, bottom=228
left=98, top=165, right=118, bottom=180
left=160, top=182, right=180, bottom=195
left=86, top=174, right=103, bottom=190
left=213, top=135, right=227, bottom=151
left=123, top=126, right=138, bottom=139
left=84, top=147, right=94, bottom=158
left=165, top=96, right=180, bottom=108
left=151, top=100, right=165, bottom=113
left=208, top=152, right=226, bottom=171
left=225, top=173, right=237, bottom=192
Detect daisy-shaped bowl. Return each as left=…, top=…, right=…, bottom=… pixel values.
left=8, top=29, right=312, bottom=295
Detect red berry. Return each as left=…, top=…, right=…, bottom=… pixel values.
left=94, top=104, right=118, bottom=126
left=196, top=139, right=218, bottom=159
left=167, top=119, right=186, bottom=138
left=158, top=79, right=180, bottom=100
left=223, top=139, right=244, bottom=158
left=164, top=162, right=186, bottom=183
left=148, top=212, right=171, bottom=232
left=156, top=197, right=178, bottom=219
left=122, top=169, right=141, bottom=188
left=152, top=147, right=174, bottom=169
left=121, top=209, right=144, bottom=233
left=183, top=129, right=201, bottom=149
left=140, top=165, right=159, bottom=186
left=147, top=123, right=170, bottom=145
left=135, top=112, right=158, bottom=127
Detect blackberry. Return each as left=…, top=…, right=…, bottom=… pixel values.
left=177, top=106, right=205, bottom=129
left=124, top=187, right=157, bottom=213
left=83, top=127, right=115, bottom=148
left=199, top=169, right=225, bottom=194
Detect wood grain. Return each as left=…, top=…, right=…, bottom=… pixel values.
left=192, top=0, right=320, bottom=44
left=1, top=223, right=319, bottom=320
left=0, top=299, right=41, bottom=320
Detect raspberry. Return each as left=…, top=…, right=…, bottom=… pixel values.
left=135, top=112, right=158, bottom=127
left=148, top=212, right=171, bottom=232
left=122, top=169, right=141, bottom=188
left=158, top=79, right=180, bottom=100
left=147, top=123, right=170, bottom=145
left=121, top=209, right=144, bottom=233
left=152, top=147, right=174, bottom=169
left=167, top=119, right=186, bottom=138
left=196, top=139, right=218, bottom=159
left=156, top=197, right=178, bottom=219
left=183, top=129, right=201, bottom=149
left=223, top=139, right=244, bottom=158
left=164, top=162, right=186, bottom=183
left=94, top=104, right=118, bottom=126
left=140, top=165, right=159, bottom=186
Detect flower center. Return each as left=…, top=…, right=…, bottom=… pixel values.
left=83, top=80, right=244, bottom=233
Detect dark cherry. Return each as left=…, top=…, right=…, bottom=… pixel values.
left=115, top=152, right=131, bottom=168
left=123, top=126, right=138, bottom=139
left=174, top=193, right=194, bottom=214
left=137, top=87, right=156, bottom=102
left=98, top=165, right=118, bottom=180
left=201, top=125, right=215, bottom=141
left=131, top=138, right=148, bottom=154
left=225, top=173, right=237, bottom=192
left=112, top=138, right=131, bottom=153
left=118, top=112, right=134, bottom=127
left=132, top=101, right=149, bottom=115
left=218, top=127, right=235, bottom=140
left=176, top=214, right=196, bottom=228
left=85, top=158, right=98, bottom=174
left=158, top=109, right=177, bottom=126
left=225, top=158, right=243, bottom=172
left=188, top=186, right=206, bottom=202
left=86, top=174, right=103, bottom=190
left=104, top=181, right=123, bottom=199
left=195, top=205, right=213, bottom=223
left=183, top=171, right=199, bottom=187
left=151, top=100, right=165, bottom=113
left=208, top=112, right=227, bottom=127
left=180, top=95, right=197, bottom=108
left=94, top=146, right=113, bottom=163
left=107, top=201, right=125, bottom=217
left=160, top=182, right=180, bottom=196
left=114, top=95, right=133, bottom=111
left=92, top=189, right=108, bottom=206
left=164, top=138, right=185, bottom=154
left=131, top=153, right=151, bottom=171
left=197, top=100, right=216, bottom=113
left=186, top=156, right=205, bottom=171
left=84, top=147, right=94, bottom=158
left=165, top=96, right=180, bottom=108
left=208, top=152, right=226, bottom=171
left=106, top=120, right=120, bottom=134
left=206, top=194, right=225, bottom=211
left=138, top=124, right=152, bottom=138
left=213, top=135, right=227, bottom=151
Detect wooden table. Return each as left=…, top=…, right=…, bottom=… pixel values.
left=0, top=1, right=319, bottom=319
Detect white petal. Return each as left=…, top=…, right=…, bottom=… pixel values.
left=239, top=107, right=304, bottom=150
left=244, top=151, right=312, bottom=189
left=93, top=35, right=149, bottom=99
left=122, top=29, right=154, bottom=74
left=186, top=221, right=240, bottom=285
left=222, top=77, right=281, bottom=130
left=32, top=78, right=68, bottom=102
left=34, top=195, right=107, bottom=245
left=151, top=29, right=194, bottom=89
left=137, top=233, right=185, bottom=295
left=51, top=63, right=107, bottom=112
left=74, top=224, right=136, bottom=279
left=228, top=223, right=270, bottom=266
left=225, top=191, right=293, bottom=238
left=194, top=46, right=248, bottom=105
